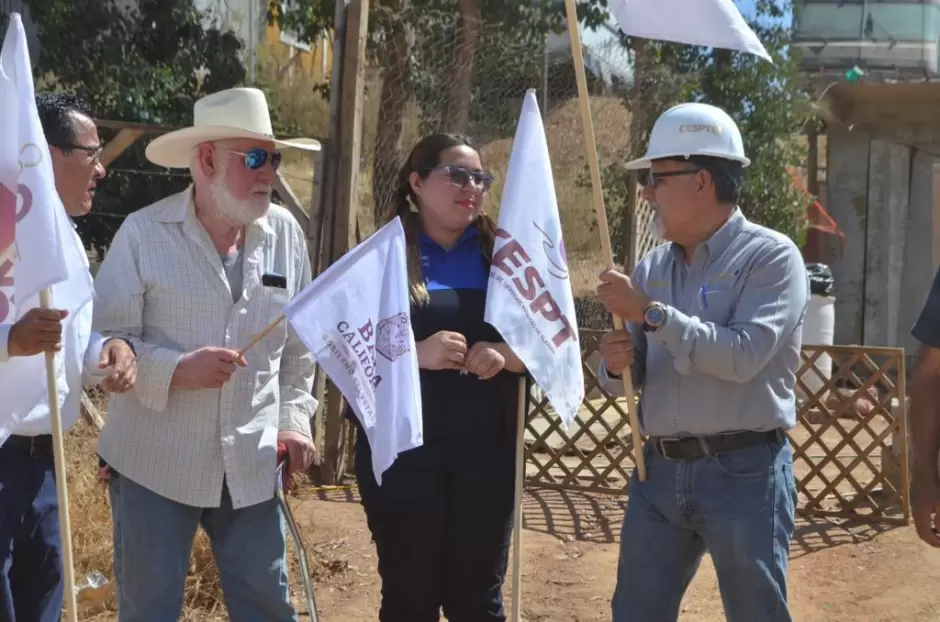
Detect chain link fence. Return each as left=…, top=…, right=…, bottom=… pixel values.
left=357, top=7, right=649, bottom=305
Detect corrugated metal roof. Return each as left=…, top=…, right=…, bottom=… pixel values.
left=0, top=0, right=41, bottom=67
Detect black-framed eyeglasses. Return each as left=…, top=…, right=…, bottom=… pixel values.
left=53, top=143, right=103, bottom=162
left=642, top=168, right=702, bottom=189
left=223, top=147, right=282, bottom=171
left=427, top=165, right=494, bottom=192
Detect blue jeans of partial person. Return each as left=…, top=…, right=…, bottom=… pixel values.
left=0, top=435, right=63, bottom=622
left=612, top=433, right=797, bottom=622
left=107, top=470, right=295, bottom=622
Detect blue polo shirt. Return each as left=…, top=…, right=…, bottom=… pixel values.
left=411, top=226, right=521, bottom=446
left=419, top=227, right=488, bottom=294
left=346, top=225, right=523, bottom=451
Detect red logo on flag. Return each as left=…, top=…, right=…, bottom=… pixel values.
left=0, top=181, right=33, bottom=323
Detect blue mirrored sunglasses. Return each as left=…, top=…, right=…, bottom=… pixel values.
left=225, top=147, right=282, bottom=171
left=427, top=165, right=494, bottom=191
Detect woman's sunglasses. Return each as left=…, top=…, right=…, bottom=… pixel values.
left=223, top=147, right=282, bottom=171
left=429, top=165, right=494, bottom=192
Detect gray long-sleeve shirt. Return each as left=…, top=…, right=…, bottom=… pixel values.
left=598, top=209, right=810, bottom=437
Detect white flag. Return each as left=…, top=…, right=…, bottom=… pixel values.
left=485, top=90, right=584, bottom=427
left=284, top=217, right=422, bottom=485
left=609, top=0, right=772, bottom=63
left=0, top=13, right=94, bottom=443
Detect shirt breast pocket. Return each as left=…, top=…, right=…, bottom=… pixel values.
left=699, top=287, right=736, bottom=326
left=248, top=285, right=291, bottom=349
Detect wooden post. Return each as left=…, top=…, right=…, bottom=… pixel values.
left=321, top=0, right=371, bottom=484
left=623, top=39, right=645, bottom=272
left=306, top=149, right=329, bottom=458
left=624, top=170, right=638, bottom=271
left=307, top=150, right=327, bottom=275
left=100, top=128, right=143, bottom=168
left=330, top=0, right=368, bottom=260
left=274, top=171, right=310, bottom=231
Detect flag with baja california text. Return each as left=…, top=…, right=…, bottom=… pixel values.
left=0, top=13, right=94, bottom=444
left=283, top=217, right=422, bottom=485
left=484, top=89, right=584, bottom=427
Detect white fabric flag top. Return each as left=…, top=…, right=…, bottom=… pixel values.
left=283, top=217, right=422, bottom=485
left=609, top=0, right=772, bottom=63
left=485, top=89, right=584, bottom=428
left=0, top=13, right=94, bottom=443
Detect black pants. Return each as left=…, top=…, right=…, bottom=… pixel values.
left=0, top=435, right=63, bottom=622
left=355, top=426, right=517, bottom=622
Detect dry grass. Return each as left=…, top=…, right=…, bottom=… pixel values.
left=68, top=393, right=345, bottom=620
left=66, top=395, right=232, bottom=621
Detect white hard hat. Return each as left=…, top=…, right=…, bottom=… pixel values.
left=624, top=102, right=750, bottom=170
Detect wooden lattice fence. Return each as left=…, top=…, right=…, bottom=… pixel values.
left=523, top=332, right=911, bottom=526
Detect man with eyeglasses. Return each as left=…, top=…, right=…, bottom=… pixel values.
left=0, top=92, right=137, bottom=622
left=593, top=103, right=810, bottom=622
left=91, top=87, right=322, bottom=621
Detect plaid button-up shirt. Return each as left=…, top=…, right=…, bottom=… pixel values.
left=92, top=186, right=316, bottom=509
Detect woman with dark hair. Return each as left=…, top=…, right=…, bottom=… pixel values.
left=352, top=133, right=527, bottom=621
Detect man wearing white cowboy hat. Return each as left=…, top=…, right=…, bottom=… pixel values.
left=92, top=87, right=321, bottom=621
left=594, top=102, right=809, bottom=622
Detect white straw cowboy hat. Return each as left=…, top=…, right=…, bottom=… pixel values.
left=145, top=87, right=321, bottom=168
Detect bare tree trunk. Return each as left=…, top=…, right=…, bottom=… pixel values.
left=372, top=0, right=411, bottom=225
left=443, top=0, right=479, bottom=133
left=623, top=38, right=646, bottom=268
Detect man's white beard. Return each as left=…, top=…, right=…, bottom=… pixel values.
left=646, top=206, right=663, bottom=241
left=211, top=161, right=271, bottom=226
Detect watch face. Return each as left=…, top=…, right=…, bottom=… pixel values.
left=646, top=305, right=666, bottom=326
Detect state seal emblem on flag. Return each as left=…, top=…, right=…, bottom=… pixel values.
left=376, top=312, right=410, bottom=362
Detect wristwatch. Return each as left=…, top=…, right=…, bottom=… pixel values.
left=642, top=302, right=667, bottom=332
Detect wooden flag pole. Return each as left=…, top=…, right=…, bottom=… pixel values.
left=238, top=314, right=285, bottom=357
left=562, top=0, right=646, bottom=480
left=39, top=287, right=79, bottom=622
left=510, top=376, right=527, bottom=622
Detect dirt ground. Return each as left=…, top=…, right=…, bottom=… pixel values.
left=272, top=484, right=940, bottom=622
left=69, top=395, right=937, bottom=621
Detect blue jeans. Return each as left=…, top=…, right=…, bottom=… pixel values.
left=108, top=471, right=295, bottom=622
left=612, top=434, right=797, bottom=622
left=0, top=436, right=63, bottom=622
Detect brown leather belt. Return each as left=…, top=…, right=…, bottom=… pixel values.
left=649, top=429, right=781, bottom=461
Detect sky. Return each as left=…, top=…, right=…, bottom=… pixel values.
left=737, top=0, right=794, bottom=27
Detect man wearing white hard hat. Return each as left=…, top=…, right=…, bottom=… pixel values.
left=595, top=102, right=809, bottom=621
left=91, top=87, right=321, bottom=621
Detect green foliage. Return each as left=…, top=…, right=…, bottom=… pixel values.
left=268, top=0, right=610, bottom=49
left=615, top=0, right=813, bottom=248
left=19, top=0, right=245, bottom=255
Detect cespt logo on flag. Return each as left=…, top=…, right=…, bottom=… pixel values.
left=485, top=89, right=584, bottom=427
left=490, top=225, right=577, bottom=350
left=0, top=181, right=23, bottom=323
left=0, top=95, right=38, bottom=325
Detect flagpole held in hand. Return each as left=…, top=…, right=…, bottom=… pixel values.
left=238, top=314, right=285, bottom=356
left=510, top=375, right=527, bottom=622
left=39, top=287, right=79, bottom=622
left=561, top=0, right=646, bottom=481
